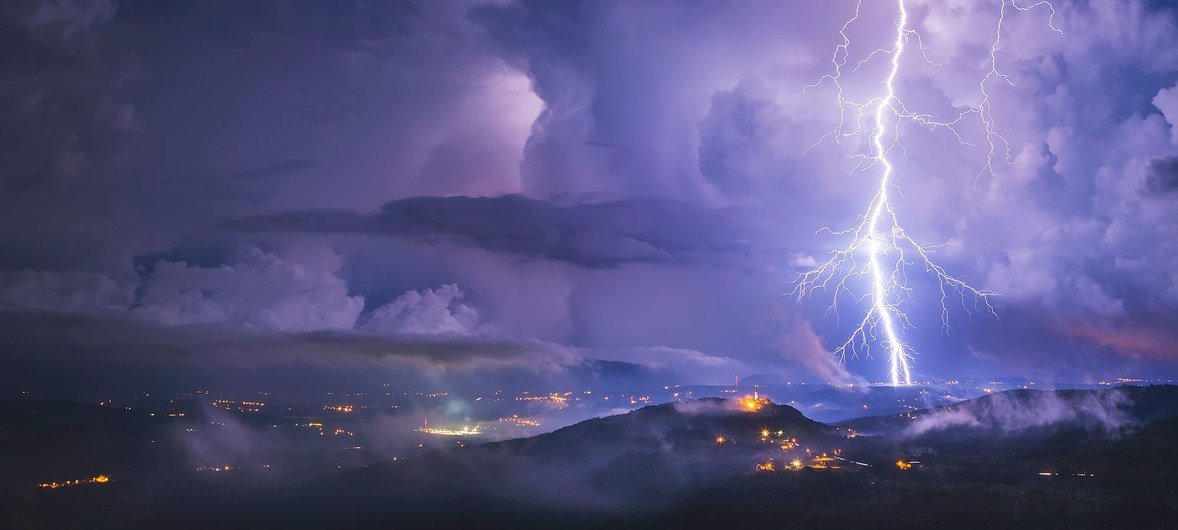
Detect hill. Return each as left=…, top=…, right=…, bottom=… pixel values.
left=8, top=387, right=1178, bottom=529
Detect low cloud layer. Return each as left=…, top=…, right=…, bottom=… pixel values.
left=132, top=245, right=365, bottom=331
left=906, top=389, right=1132, bottom=437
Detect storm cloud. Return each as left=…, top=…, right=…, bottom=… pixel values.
left=1145, top=155, right=1178, bottom=195
left=225, top=195, right=753, bottom=268
left=2, top=0, right=1178, bottom=387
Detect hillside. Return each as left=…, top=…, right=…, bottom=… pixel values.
left=9, top=388, right=1178, bottom=529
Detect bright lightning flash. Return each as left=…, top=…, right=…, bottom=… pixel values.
left=792, top=0, right=1061, bottom=386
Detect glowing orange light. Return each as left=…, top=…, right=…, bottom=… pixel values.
left=417, top=423, right=482, bottom=436
left=740, top=395, right=768, bottom=412
left=896, top=460, right=912, bottom=470
left=37, top=474, right=111, bottom=489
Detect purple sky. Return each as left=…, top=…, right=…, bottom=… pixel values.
left=2, top=0, right=1177, bottom=391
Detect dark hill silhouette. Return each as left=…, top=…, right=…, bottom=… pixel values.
left=7, top=388, right=1178, bottom=529
left=200, top=398, right=847, bottom=528
left=212, top=390, right=1178, bottom=529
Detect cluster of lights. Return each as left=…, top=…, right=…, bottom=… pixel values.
left=498, top=415, right=541, bottom=427
left=717, top=418, right=850, bottom=473
left=514, top=393, right=570, bottom=407
left=38, top=475, right=110, bottom=489
left=417, top=419, right=483, bottom=437
left=756, top=452, right=845, bottom=472
left=740, top=395, right=769, bottom=413
left=1038, top=471, right=1094, bottom=478
left=808, top=453, right=839, bottom=470
left=213, top=399, right=266, bottom=413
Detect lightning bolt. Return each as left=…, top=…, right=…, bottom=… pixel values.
left=792, top=0, right=1060, bottom=386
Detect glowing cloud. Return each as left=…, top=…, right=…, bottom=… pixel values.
left=792, top=0, right=1061, bottom=385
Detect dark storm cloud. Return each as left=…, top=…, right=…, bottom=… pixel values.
left=227, top=159, right=321, bottom=180
left=2, top=0, right=1178, bottom=386
left=0, top=0, right=136, bottom=193
left=0, top=309, right=749, bottom=398
left=0, top=0, right=150, bottom=273
left=0, top=0, right=541, bottom=275
left=698, top=85, right=780, bottom=195
left=1144, top=155, right=1178, bottom=195
left=0, top=309, right=580, bottom=372
left=225, top=195, right=753, bottom=268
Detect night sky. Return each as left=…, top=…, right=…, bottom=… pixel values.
left=2, top=0, right=1177, bottom=395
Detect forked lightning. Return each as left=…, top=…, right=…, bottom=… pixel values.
left=792, top=0, right=1060, bottom=385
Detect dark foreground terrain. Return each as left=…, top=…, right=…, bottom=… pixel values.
left=4, top=386, right=1178, bottom=529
